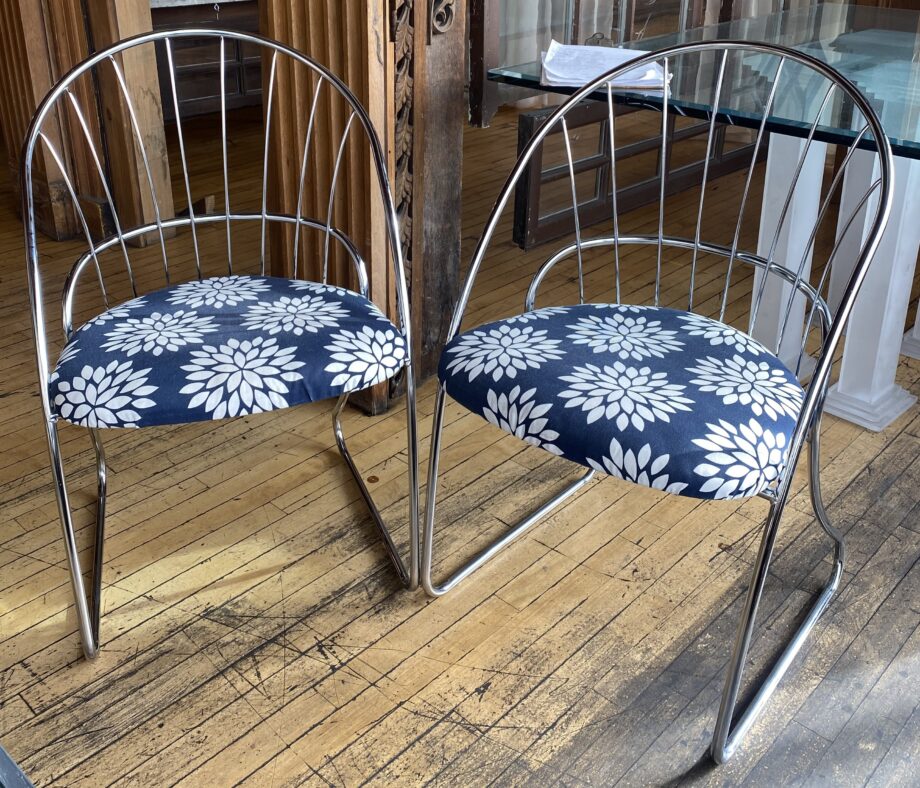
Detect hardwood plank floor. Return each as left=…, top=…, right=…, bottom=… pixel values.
left=0, top=106, right=919, bottom=787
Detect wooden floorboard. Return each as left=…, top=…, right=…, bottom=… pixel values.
left=0, top=106, right=919, bottom=786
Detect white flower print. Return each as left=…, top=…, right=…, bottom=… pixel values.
left=687, top=355, right=803, bottom=421
left=677, top=312, right=766, bottom=355
left=242, top=294, right=349, bottom=336
left=55, top=343, right=81, bottom=367
left=444, top=324, right=564, bottom=383
left=53, top=360, right=157, bottom=428
left=324, top=325, right=407, bottom=392
left=692, top=418, right=789, bottom=499
left=180, top=337, right=305, bottom=419
left=289, top=280, right=352, bottom=298
left=587, top=438, right=687, bottom=495
left=591, top=303, right=644, bottom=312
left=566, top=312, right=683, bottom=360
left=482, top=386, right=562, bottom=456
left=505, top=306, right=571, bottom=324
left=166, top=276, right=270, bottom=309
left=101, top=310, right=217, bottom=357
left=50, top=344, right=81, bottom=385
left=81, top=298, right=148, bottom=331
left=558, top=362, right=693, bottom=430
left=365, top=301, right=396, bottom=324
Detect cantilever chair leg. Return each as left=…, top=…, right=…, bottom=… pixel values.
left=88, top=428, right=107, bottom=643
left=44, top=421, right=105, bottom=660
left=332, top=376, right=420, bottom=590
left=808, top=418, right=846, bottom=566
left=49, top=380, right=417, bottom=662
left=710, top=425, right=844, bottom=763
left=420, top=385, right=594, bottom=597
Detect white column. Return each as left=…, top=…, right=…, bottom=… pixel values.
left=901, top=312, right=920, bottom=359
left=750, top=134, right=827, bottom=377
left=828, top=148, right=878, bottom=317
left=824, top=155, right=920, bottom=431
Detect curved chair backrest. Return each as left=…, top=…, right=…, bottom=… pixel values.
left=21, top=28, right=410, bottom=394
left=453, top=41, right=892, bottom=463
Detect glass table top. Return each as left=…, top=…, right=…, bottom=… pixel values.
left=489, top=2, right=920, bottom=158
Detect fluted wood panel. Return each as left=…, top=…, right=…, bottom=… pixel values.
left=259, top=0, right=391, bottom=313
left=0, top=0, right=78, bottom=237
left=0, top=0, right=171, bottom=240
left=44, top=0, right=107, bottom=232
left=83, top=0, right=175, bottom=239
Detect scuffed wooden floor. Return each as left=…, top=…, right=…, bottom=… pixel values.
left=1, top=108, right=920, bottom=787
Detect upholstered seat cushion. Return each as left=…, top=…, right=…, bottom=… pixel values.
left=438, top=304, right=805, bottom=500
left=50, top=275, right=407, bottom=429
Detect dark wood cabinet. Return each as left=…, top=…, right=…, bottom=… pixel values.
left=151, top=0, right=261, bottom=121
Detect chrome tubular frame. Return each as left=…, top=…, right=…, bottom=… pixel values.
left=334, top=387, right=418, bottom=589
left=711, top=397, right=844, bottom=763
left=422, top=41, right=894, bottom=763
left=22, top=29, right=420, bottom=660
left=421, top=381, right=596, bottom=596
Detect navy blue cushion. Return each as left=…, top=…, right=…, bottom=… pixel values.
left=439, top=304, right=804, bottom=500
left=50, top=275, right=407, bottom=429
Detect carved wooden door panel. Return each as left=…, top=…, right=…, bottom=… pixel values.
left=392, top=0, right=464, bottom=383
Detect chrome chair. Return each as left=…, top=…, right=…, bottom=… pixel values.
left=22, top=30, right=418, bottom=660
left=421, top=42, right=893, bottom=762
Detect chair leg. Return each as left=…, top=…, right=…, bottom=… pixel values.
left=710, top=428, right=843, bottom=763
left=89, top=429, right=107, bottom=644
left=44, top=421, right=106, bottom=660
left=421, top=385, right=595, bottom=597
left=332, top=377, right=419, bottom=590
left=808, top=421, right=846, bottom=568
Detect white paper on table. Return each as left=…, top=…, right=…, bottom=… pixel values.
left=540, top=40, right=666, bottom=89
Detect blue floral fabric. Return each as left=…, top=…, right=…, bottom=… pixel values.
left=439, top=304, right=805, bottom=500
left=49, top=276, right=407, bottom=429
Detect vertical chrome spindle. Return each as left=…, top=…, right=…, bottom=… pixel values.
left=797, top=179, right=881, bottom=374
left=779, top=124, right=870, bottom=351
left=656, top=57, right=670, bottom=307
left=38, top=133, right=108, bottom=321
left=108, top=55, right=170, bottom=284
left=606, top=83, right=622, bottom=304
left=324, top=111, right=356, bottom=285
left=689, top=50, right=728, bottom=312
left=219, top=37, right=232, bottom=273
left=293, top=76, right=325, bottom=279
left=560, top=116, right=585, bottom=303
left=721, top=56, right=785, bottom=323
left=259, top=51, right=278, bottom=276
left=63, top=89, right=133, bottom=298
left=749, top=82, right=836, bottom=337
left=165, top=39, right=201, bottom=280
